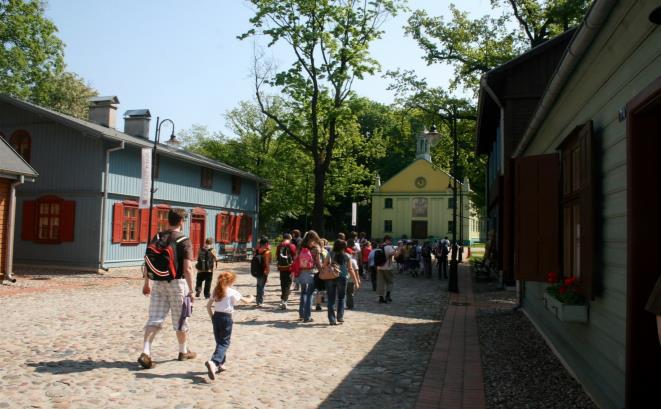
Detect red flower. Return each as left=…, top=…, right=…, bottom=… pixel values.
left=547, top=271, right=558, bottom=284
left=559, top=286, right=567, bottom=295
left=564, top=276, right=577, bottom=286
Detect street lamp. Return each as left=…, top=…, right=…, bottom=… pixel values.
left=147, top=117, right=176, bottom=240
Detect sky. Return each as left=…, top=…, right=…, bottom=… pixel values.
left=44, top=0, right=493, bottom=137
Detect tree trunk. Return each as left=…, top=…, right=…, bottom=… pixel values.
left=311, top=164, right=326, bottom=235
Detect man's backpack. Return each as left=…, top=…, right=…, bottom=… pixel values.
left=374, top=247, right=387, bottom=267
left=277, top=243, right=293, bottom=272
left=144, top=232, right=188, bottom=281
left=251, top=250, right=266, bottom=278
left=440, top=243, right=450, bottom=257
left=196, top=247, right=214, bottom=272
left=421, top=246, right=431, bottom=258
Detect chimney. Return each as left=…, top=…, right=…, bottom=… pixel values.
left=123, top=109, right=152, bottom=139
left=88, top=96, right=119, bottom=128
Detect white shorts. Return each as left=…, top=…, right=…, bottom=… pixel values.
left=145, top=279, right=189, bottom=331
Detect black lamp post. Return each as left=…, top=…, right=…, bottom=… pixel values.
left=147, top=117, right=176, bottom=240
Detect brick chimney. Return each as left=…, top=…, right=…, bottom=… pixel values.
left=123, top=109, right=151, bottom=139
left=88, top=96, right=119, bottom=128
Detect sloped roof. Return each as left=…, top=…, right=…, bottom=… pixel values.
left=0, top=136, right=38, bottom=180
left=0, top=94, right=267, bottom=184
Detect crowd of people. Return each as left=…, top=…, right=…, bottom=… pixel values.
left=137, top=208, right=460, bottom=381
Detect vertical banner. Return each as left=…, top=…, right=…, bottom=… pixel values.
left=351, top=202, right=357, bottom=227
left=139, top=148, right=152, bottom=208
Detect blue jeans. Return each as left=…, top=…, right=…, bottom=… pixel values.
left=256, top=275, right=267, bottom=304
left=297, top=271, right=316, bottom=320
left=211, top=312, right=233, bottom=365
left=326, top=276, right=347, bottom=323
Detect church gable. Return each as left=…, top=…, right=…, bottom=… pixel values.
left=379, top=159, right=452, bottom=193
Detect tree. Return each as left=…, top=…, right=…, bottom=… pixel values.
left=405, top=0, right=590, bottom=92
left=240, top=0, right=405, bottom=234
left=1, top=0, right=96, bottom=118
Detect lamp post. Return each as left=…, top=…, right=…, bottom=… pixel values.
left=147, top=117, right=176, bottom=240
left=448, top=111, right=460, bottom=293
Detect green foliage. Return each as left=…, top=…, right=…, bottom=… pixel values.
left=240, top=0, right=406, bottom=233
left=0, top=0, right=97, bottom=118
left=405, top=0, right=590, bottom=92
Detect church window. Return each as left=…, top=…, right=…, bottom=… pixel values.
left=384, top=198, right=393, bottom=209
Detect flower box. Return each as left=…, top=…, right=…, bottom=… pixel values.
left=543, top=292, right=589, bottom=323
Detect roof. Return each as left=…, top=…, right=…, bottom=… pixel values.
left=0, top=94, right=267, bottom=184
left=89, top=96, right=119, bottom=104
left=0, top=136, right=38, bottom=180
left=124, top=109, right=151, bottom=118
left=475, top=28, right=577, bottom=154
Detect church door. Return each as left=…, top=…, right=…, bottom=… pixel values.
left=411, top=221, right=428, bottom=239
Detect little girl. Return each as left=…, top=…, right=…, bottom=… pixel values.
left=205, top=271, right=253, bottom=380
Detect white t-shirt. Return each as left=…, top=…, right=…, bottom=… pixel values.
left=349, top=258, right=358, bottom=283
left=212, top=287, right=242, bottom=314
left=377, top=245, right=396, bottom=270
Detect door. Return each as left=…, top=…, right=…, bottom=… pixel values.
left=190, top=216, right=205, bottom=259
left=626, top=77, right=661, bottom=408
left=411, top=221, right=427, bottom=239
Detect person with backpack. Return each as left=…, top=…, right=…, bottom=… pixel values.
left=367, top=240, right=378, bottom=291
left=293, top=230, right=323, bottom=323
left=251, top=236, right=272, bottom=307
left=138, top=208, right=196, bottom=369
left=437, top=236, right=450, bottom=280
left=322, top=240, right=360, bottom=325
left=291, top=229, right=303, bottom=292
left=195, top=238, right=217, bottom=299
left=375, top=235, right=397, bottom=304
left=276, top=233, right=297, bottom=310
left=421, top=241, right=433, bottom=278
left=344, top=246, right=361, bottom=311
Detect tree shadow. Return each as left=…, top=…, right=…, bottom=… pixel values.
left=317, top=322, right=440, bottom=409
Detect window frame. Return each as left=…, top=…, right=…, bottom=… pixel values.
left=384, top=198, right=393, bottom=209
left=231, top=175, right=241, bottom=195
left=9, top=130, right=31, bottom=163
left=120, top=201, right=140, bottom=244
left=35, top=196, right=62, bottom=243
left=201, top=167, right=213, bottom=189
left=448, top=197, right=455, bottom=209
left=384, top=219, right=393, bottom=233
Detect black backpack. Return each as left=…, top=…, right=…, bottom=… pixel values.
left=196, top=247, right=214, bottom=271
left=251, top=250, right=265, bottom=277
left=144, top=232, right=188, bottom=281
left=277, top=243, right=293, bottom=270
left=374, top=247, right=387, bottom=267
left=421, top=246, right=431, bottom=258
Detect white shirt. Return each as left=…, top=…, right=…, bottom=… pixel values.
left=212, top=287, right=242, bottom=314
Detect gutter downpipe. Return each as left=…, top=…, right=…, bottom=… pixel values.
left=99, top=141, right=125, bottom=271
left=512, top=0, right=616, bottom=158
left=4, top=175, right=25, bottom=282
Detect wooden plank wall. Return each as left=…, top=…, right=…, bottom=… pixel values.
left=520, top=1, right=661, bottom=408
left=0, top=178, right=9, bottom=277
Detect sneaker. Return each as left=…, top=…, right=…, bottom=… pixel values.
left=337, top=318, right=344, bottom=324
left=303, top=318, right=314, bottom=323
left=386, top=296, right=393, bottom=303
left=329, top=321, right=337, bottom=326
left=137, top=353, right=154, bottom=369
left=195, top=291, right=201, bottom=298
left=205, top=360, right=217, bottom=380
left=177, top=350, right=197, bottom=361
left=315, top=304, right=322, bottom=311
left=281, top=301, right=287, bottom=310
left=378, top=296, right=386, bottom=304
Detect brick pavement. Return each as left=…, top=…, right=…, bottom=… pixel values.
left=415, top=263, right=486, bottom=409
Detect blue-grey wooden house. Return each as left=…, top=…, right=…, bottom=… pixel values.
left=0, top=94, right=266, bottom=271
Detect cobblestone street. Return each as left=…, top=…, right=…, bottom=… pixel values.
left=0, top=263, right=447, bottom=409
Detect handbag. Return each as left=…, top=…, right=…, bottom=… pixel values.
left=319, top=261, right=341, bottom=280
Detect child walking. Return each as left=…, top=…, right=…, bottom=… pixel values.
left=205, top=271, right=252, bottom=380
left=195, top=238, right=217, bottom=299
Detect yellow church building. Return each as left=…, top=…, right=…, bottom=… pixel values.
left=371, top=131, right=483, bottom=243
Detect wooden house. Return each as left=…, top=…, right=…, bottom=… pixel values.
left=0, top=136, right=37, bottom=281
left=476, top=0, right=661, bottom=407
left=0, top=94, right=266, bottom=271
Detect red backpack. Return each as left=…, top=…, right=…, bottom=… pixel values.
left=144, top=232, right=188, bottom=281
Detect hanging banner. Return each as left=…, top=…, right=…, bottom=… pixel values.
left=139, top=148, right=152, bottom=208
left=351, top=202, right=357, bottom=227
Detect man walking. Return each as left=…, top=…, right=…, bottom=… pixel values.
left=376, top=235, right=397, bottom=303
left=139, top=208, right=196, bottom=369
left=436, top=236, right=450, bottom=280
left=276, top=233, right=297, bottom=309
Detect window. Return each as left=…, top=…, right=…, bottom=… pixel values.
left=215, top=212, right=233, bottom=243
left=448, top=221, right=454, bottom=233
left=559, top=122, right=595, bottom=298
left=122, top=204, right=139, bottom=243
left=232, top=175, right=241, bottom=195
left=21, top=196, right=75, bottom=243
left=384, top=220, right=392, bottom=232
left=9, top=130, right=31, bottom=163
left=201, top=167, right=213, bottom=189
left=112, top=201, right=147, bottom=245
left=237, top=214, right=254, bottom=243
left=448, top=198, right=455, bottom=209
left=156, top=207, right=169, bottom=232
left=384, top=198, right=393, bottom=208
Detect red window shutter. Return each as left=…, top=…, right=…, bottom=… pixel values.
left=514, top=153, right=560, bottom=282
left=245, top=215, right=253, bottom=243
left=139, top=208, right=150, bottom=243
left=21, top=200, right=36, bottom=240
left=230, top=214, right=240, bottom=242
left=60, top=200, right=76, bottom=242
left=215, top=213, right=223, bottom=242
left=112, top=203, right=124, bottom=243
left=579, top=121, right=595, bottom=299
